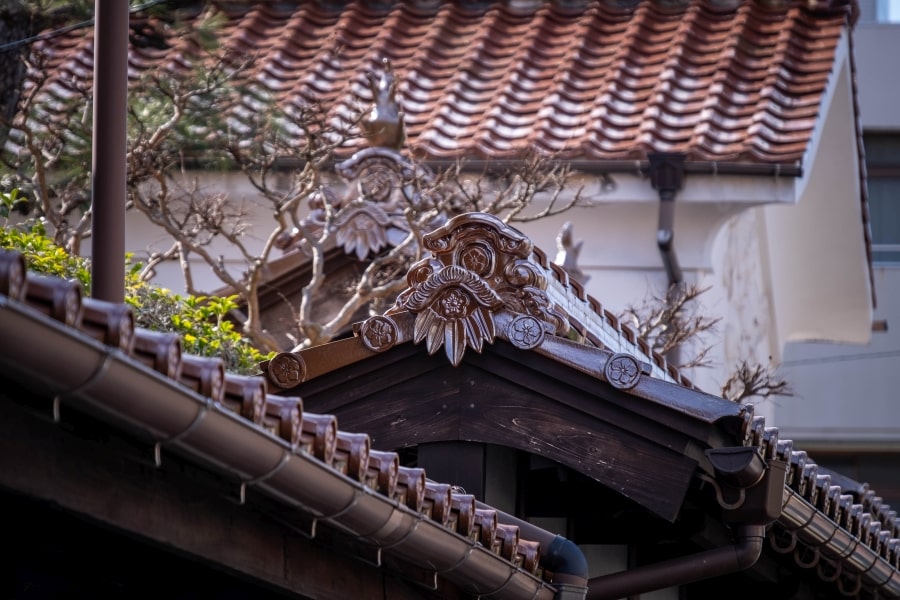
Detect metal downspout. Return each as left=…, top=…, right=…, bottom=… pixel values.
left=476, top=501, right=589, bottom=600
left=91, top=0, right=128, bottom=303
left=586, top=525, right=765, bottom=600
left=587, top=447, right=782, bottom=599
left=648, top=152, right=686, bottom=287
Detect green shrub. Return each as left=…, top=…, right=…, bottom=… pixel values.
left=1, top=191, right=272, bottom=375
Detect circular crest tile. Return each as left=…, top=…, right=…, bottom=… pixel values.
left=268, top=352, right=306, bottom=389
left=507, top=314, right=545, bottom=350
left=604, top=353, right=641, bottom=389
left=360, top=315, right=398, bottom=352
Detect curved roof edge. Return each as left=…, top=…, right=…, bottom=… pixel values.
left=0, top=248, right=573, bottom=599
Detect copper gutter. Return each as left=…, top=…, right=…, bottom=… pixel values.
left=586, top=447, right=778, bottom=599
left=0, top=296, right=557, bottom=600
left=779, top=488, right=900, bottom=596
left=475, top=501, right=589, bottom=598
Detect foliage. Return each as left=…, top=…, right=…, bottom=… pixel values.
left=1, top=190, right=91, bottom=287
left=0, top=192, right=272, bottom=374
left=3, top=4, right=592, bottom=354
left=126, top=282, right=273, bottom=375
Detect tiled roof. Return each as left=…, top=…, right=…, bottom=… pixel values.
left=0, top=248, right=570, bottom=600
left=264, top=210, right=699, bottom=390
left=26, top=0, right=855, bottom=165
left=260, top=211, right=900, bottom=599
left=745, top=406, right=900, bottom=597
left=3, top=209, right=900, bottom=596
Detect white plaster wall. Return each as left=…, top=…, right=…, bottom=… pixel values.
left=763, top=36, right=873, bottom=349
left=776, top=267, right=900, bottom=449
left=855, top=24, right=900, bottom=130
left=122, top=171, right=312, bottom=294
left=769, top=23, right=900, bottom=448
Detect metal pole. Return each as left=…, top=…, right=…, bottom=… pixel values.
left=90, top=0, right=128, bottom=303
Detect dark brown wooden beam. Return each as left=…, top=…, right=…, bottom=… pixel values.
left=0, top=396, right=452, bottom=600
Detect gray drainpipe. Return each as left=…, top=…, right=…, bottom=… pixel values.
left=648, top=152, right=686, bottom=287
left=587, top=447, right=783, bottom=599
left=648, top=152, right=686, bottom=367
left=586, top=525, right=765, bottom=600
left=476, top=501, right=589, bottom=600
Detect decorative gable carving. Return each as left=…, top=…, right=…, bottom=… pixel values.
left=276, top=60, right=443, bottom=263
left=359, top=212, right=570, bottom=366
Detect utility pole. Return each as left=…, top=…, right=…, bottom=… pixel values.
left=90, top=1, right=128, bottom=303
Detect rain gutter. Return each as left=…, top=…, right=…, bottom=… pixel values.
left=586, top=525, right=765, bottom=600
left=779, top=487, right=900, bottom=596
left=587, top=446, right=781, bottom=599
left=260, top=157, right=803, bottom=178
left=475, top=501, right=589, bottom=599
left=0, top=296, right=557, bottom=600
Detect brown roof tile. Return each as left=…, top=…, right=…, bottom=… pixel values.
left=24, top=0, right=855, bottom=165
left=0, top=248, right=565, bottom=598
left=252, top=212, right=899, bottom=597
left=2, top=201, right=898, bottom=596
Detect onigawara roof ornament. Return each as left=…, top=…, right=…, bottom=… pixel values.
left=275, top=59, right=445, bottom=262
left=368, top=212, right=570, bottom=366
left=361, top=57, right=405, bottom=151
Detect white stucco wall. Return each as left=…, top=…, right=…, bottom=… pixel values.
left=770, top=22, right=900, bottom=449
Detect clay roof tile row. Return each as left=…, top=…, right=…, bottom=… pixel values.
left=20, top=0, right=854, bottom=166
left=0, top=248, right=557, bottom=595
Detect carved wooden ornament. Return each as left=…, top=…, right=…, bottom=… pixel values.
left=374, top=213, right=569, bottom=366
left=276, top=60, right=441, bottom=263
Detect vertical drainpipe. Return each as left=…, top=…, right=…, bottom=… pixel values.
left=90, top=1, right=128, bottom=303
left=648, top=152, right=686, bottom=367
left=648, top=152, right=686, bottom=287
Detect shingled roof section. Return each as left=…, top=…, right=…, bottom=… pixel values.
left=0, top=249, right=583, bottom=600
left=24, top=0, right=855, bottom=166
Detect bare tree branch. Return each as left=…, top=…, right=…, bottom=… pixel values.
left=621, top=282, right=720, bottom=370
left=721, top=360, right=793, bottom=404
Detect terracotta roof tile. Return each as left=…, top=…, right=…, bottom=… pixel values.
left=0, top=248, right=563, bottom=598
left=251, top=211, right=899, bottom=597
left=22, top=0, right=855, bottom=166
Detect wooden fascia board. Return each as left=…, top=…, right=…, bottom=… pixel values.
left=286, top=341, right=739, bottom=522
left=0, top=394, right=444, bottom=600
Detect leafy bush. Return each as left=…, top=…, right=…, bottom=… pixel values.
left=126, top=281, right=273, bottom=374
left=1, top=190, right=272, bottom=374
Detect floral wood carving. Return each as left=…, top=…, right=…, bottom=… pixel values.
left=382, top=213, right=569, bottom=366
